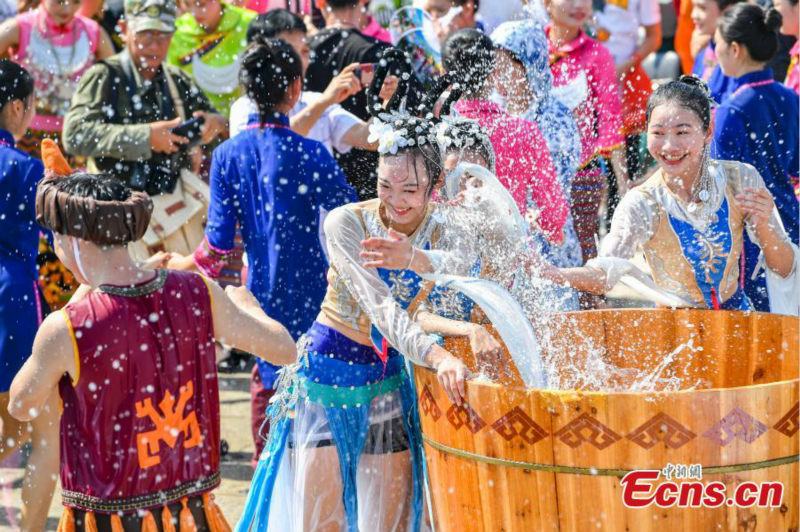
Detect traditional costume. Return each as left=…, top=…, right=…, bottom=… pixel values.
left=492, top=18, right=582, bottom=310
left=546, top=26, right=625, bottom=261
left=236, top=114, right=474, bottom=532
left=0, top=129, right=44, bottom=392
left=167, top=2, right=256, bottom=116
left=593, top=160, right=798, bottom=313
left=35, top=164, right=231, bottom=532
left=12, top=5, right=101, bottom=160
left=786, top=40, right=800, bottom=95
left=712, top=68, right=800, bottom=310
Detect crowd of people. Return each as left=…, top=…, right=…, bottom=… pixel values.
left=0, top=0, right=797, bottom=530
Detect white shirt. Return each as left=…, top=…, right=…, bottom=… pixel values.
left=229, top=92, right=362, bottom=155
left=595, top=0, right=661, bottom=65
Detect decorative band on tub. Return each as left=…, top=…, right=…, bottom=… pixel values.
left=422, top=435, right=799, bottom=477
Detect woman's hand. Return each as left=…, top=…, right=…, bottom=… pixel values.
left=467, top=324, right=509, bottom=379
left=360, top=228, right=414, bottom=269
left=425, top=344, right=468, bottom=405
left=165, top=253, right=197, bottom=271
left=735, top=187, right=776, bottom=232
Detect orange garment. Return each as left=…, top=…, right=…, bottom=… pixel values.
left=674, top=0, right=695, bottom=74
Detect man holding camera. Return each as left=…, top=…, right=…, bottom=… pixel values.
left=63, top=0, right=227, bottom=256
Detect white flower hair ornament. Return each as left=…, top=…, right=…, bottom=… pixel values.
left=368, top=113, right=436, bottom=155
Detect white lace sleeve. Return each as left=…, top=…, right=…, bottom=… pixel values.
left=324, top=207, right=436, bottom=366
left=599, top=189, right=657, bottom=260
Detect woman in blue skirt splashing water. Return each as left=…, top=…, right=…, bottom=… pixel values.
left=236, top=107, right=472, bottom=531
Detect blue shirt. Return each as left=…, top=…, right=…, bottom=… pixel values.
left=206, top=114, right=356, bottom=384
left=712, top=68, right=800, bottom=310
left=0, top=128, right=44, bottom=390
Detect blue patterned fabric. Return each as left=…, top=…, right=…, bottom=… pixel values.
left=667, top=197, right=750, bottom=311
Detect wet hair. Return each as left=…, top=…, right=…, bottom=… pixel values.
left=239, top=37, right=302, bottom=126
left=441, top=29, right=495, bottom=96
left=0, top=60, right=34, bottom=112
left=442, top=119, right=496, bottom=172
left=246, top=9, right=306, bottom=44
left=51, top=172, right=133, bottom=202
left=718, top=4, right=783, bottom=63
left=646, top=75, right=713, bottom=131
left=452, top=0, right=480, bottom=9
left=379, top=116, right=443, bottom=197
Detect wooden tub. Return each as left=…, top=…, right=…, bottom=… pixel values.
left=414, top=309, right=799, bottom=532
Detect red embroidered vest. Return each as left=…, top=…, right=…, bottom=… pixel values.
left=58, top=270, right=219, bottom=514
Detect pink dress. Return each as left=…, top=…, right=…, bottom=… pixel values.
left=453, top=99, right=567, bottom=243
left=546, top=26, right=624, bottom=167
left=13, top=6, right=100, bottom=132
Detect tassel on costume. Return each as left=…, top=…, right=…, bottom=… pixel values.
left=41, top=138, right=73, bottom=176
left=84, top=511, right=98, bottom=532
left=141, top=510, right=159, bottom=532
left=179, top=498, right=198, bottom=532
left=110, top=514, right=124, bottom=532
left=57, top=508, right=76, bottom=532
left=202, top=493, right=232, bottom=532
left=162, top=504, right=177, bottom=532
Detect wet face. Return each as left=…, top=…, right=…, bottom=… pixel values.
left=127, top=29, right=174, bottom=72
left=377, top=152, right=433, bottom=232
left=493, top=49, right=530, bottom=104
left=546, top=0, right=592, bottom=29
left=775, top=0, right=799, bottom=37
left=647, top=102, right=711, bottom=180
left=182, top=0, right=223, bottom=32
left=276, top=30, right=310, bottom=76
left=422, top=0, right=476, bottom=29
left=444, top=150, right=489, bottom=195
left=691, top=0, right=720, bottom=36
left=1, top=94, right=36, bottom=138
left=43, top=0, right=81, bottom=26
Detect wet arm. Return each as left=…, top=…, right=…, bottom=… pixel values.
left=205, top=280, right=296, bottom=366
left=0, top=18, right=19, bottom=55
left=9, top=312, right=77, bottom=421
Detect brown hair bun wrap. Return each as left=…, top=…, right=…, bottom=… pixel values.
left=35, top=174, right=153, bottom=245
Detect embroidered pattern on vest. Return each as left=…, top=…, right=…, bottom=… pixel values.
left=135, top=381, right=202, bottom=468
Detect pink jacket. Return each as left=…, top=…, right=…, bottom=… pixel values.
left=546, top=26, right=624, bottom=167
left=454, top=99, right=567, bottom=242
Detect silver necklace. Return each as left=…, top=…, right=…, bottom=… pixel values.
left=686, top=145, right=711, bottom=215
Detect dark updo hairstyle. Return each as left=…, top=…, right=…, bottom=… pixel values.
left=441, top=29, right=495, bottom=97
left=718, top=4, right=783, bottom=63
left=0, top=60, right=34, bottom=112
left=239, top=37, right=302, bottom=127
left=378, top=115, right=444, bottom=197
left=51, top=172, right=133, bottom=202
left=246, top=8, right=306, bottom=44
left=646, top=75, right=713, bottom=131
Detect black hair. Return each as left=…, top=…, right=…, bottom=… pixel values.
left=325, top=0, right=359, bottom=8
left=443, top=119, right=495, bottom=172
left=0, top=60, right=34, bottom=112
left=441, top=29, right=495, bottom=97
left=646, top=75, right=713, bottom=131
left=239, top=37, right=303, bottom=126
left=52, top=172, right=133, bottom=202
left=718, top=4, right=783, bottom=63
left=378, top=116, right=443, bottom=197
left=246, top=9, right=306, bottom=44
left=712, top=0, right=745, bottom=12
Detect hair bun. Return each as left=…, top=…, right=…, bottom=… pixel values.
left=677, top=75, right=712, bottom=97
left=764, top=8, right=783, bottom=32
